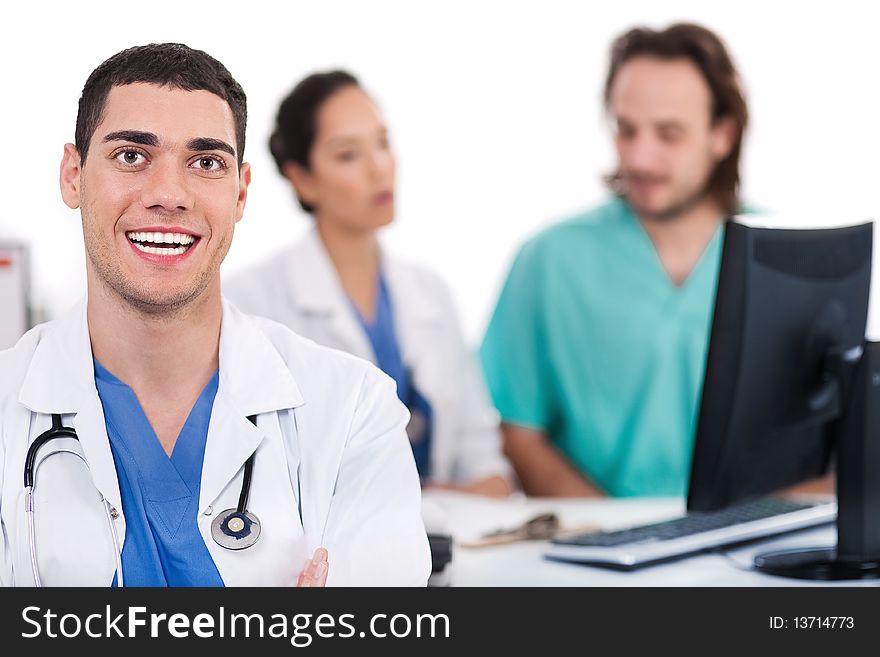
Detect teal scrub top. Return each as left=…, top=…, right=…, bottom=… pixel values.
left=479, top=197, right=723, bottom=497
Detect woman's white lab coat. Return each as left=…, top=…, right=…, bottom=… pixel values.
left=0, top=299, right=431, bottom=586
left=224, top=229, right=511, bottom=486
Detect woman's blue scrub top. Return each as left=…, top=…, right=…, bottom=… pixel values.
left=350, top=274, right=433, bottom=479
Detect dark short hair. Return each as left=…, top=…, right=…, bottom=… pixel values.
left=269, top=70, right=360, bottom=213
left=75, top=43, right=247, bottom=166
left=604, top=23, right=748, bottom=216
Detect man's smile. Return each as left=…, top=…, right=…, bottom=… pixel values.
left=124, top=227, right=201, bottom=262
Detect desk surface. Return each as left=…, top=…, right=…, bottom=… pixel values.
left=421, top=491, right=878, bottom=587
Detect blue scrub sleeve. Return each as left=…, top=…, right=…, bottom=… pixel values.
left=479, top=239, right=556, bottom=432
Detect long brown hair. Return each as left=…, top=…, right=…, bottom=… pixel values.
left=604, top=23, right=748, bottom=216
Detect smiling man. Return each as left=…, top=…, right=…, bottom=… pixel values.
left=0, top=43, right=430, bottom=586
left=480, top=24, right=749, bottom=498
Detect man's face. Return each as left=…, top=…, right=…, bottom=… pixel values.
left=60, top=82, right=250, bottom=314
left=608, top=56, right=734, bottom=221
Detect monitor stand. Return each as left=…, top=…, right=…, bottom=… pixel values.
left=753, top=548, right=880, bottom=580
left=753, top=340, right=880, bottom=580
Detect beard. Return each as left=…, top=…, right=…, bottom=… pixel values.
left=81, top=197, right=229, bottom=319
left=610, top=161, right=717, bottom=222
left=624, top=181, right=711, bottom=223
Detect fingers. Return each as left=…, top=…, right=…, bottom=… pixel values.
left=297, top=547, right=329, bottom=587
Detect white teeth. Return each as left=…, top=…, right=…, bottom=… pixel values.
left=132, top=242, right=187, bottom=256
left=126, top=231, right=195, bottom=246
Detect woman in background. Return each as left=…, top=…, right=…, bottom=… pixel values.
left=225, top=71, right=512, bottom=496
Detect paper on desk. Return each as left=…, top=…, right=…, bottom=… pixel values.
left=459, top=514, right=601, bottom=548
left=421, top=491, right=599, bottom=546
left=421, top=491, right=544, bottom=544
left=421, top=491, right=687, bottom=546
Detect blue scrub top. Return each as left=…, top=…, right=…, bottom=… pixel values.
left=351, top=274, right=433, bottom=479
left=94, top=360, right=224, bottom=587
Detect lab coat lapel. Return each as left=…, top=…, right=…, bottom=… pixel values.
left=383, top=258, right=445, bottom=381
left=384, top=260, right=455, bottom=479
left=17, top=301, right=124, bottom=515
left=285, top=229, right=375, bottom=362
left=198, top=301, right=305, bottom=513
left=199, top=394, right=264, bottom=515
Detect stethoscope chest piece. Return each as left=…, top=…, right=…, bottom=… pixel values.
left=211, top=509, right=261, bottom=550
left=210, top=417, right=261, bottom=551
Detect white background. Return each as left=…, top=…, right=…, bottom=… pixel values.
left=1, top=0, right=878, bottom=344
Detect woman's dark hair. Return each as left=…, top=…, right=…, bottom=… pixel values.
left=76, top=43, right=247, bottom=166
left=604, top=23, right=748, bottom=216
left=269, top=70, right=360, bottom=213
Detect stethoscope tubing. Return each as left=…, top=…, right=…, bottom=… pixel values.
left=25, top=435, right=124, bottom=587
left=24, top=414, right=78, bottom=488
left=24, top=413, right=259, bottom=586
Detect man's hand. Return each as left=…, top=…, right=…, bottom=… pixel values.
left=297, top=547, right=329, bottom=587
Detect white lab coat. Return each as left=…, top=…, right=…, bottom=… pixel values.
left=0, top=298, right=431, bottom=587
left=224, top=228, right=511, bottom=486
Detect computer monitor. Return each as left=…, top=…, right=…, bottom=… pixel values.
left=688, top=218, right=879, bottom=579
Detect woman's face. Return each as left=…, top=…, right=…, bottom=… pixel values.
left=291, top=86, right=396, bottom=233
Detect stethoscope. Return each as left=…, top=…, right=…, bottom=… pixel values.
left=24, top=414, right=262, bottom=587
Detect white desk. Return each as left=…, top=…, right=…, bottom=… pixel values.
left=421, top=491, right=878, bottom=587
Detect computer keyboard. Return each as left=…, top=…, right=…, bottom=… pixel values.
left=544, top=496, right=836, bottom=570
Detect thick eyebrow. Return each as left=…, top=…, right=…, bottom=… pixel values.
left=100, top=131, right=235, bottom=158
left=102, top=130, right=159, bottom=146
left=187, top=137, right=235, bottom=158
